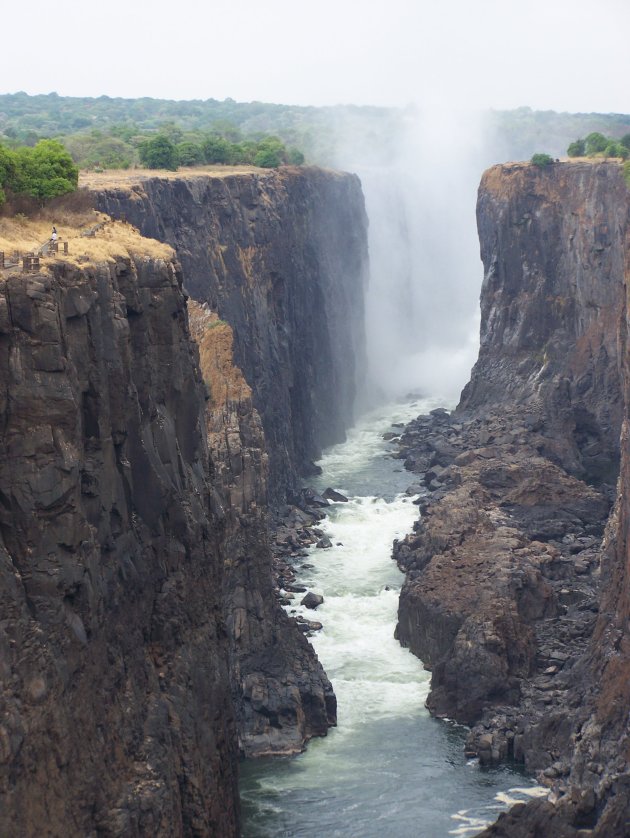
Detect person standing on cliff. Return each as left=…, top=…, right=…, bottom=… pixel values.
left=51, top=226, right=58, bottom=243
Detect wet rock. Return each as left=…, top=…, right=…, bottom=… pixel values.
left=301, top=592, right=324, bottom=610
left=316, top=536, right=333, bottom=549
left=323, top=487, right=349, bottom=503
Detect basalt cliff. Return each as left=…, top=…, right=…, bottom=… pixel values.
left=394, top=160, right=630, bottom=835
left=0, top=166, right=368, bottom=835
left=93, top=168, right=367, bottom=504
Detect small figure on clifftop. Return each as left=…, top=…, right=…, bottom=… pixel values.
left=51, top=226, right=58, bottom=243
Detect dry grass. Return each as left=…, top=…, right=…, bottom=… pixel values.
left=79, top=165, right=263, bottom=191
left=0, top=207, right=173, bottom=271
left=188, top=301, right=251, bottom=407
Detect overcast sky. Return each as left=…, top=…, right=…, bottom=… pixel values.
left=2, top=0, right=629, bottom=112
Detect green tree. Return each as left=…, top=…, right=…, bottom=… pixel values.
left=0, top=144, right=18, bottom=201
left=138, top=134, right=178, bottom=170
left=585, top=132, right=608, bottom=154
left=531, top=153, right=554, bottom=167
left=287, top=147, right=305, bottom=165
left=621, top=134, right=630, bottom=151
left=13, top=139, right=78, bottom=200
left=202, top=135, right=232, bottom=164
left=604, top=141, right=629, bottom=159
left=567, top=139, right=585, bottom=157
left=254, top=137, right=286, bottom=168
left=176, top=141, right=204, bottom=166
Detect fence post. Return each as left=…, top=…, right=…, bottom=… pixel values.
left=0, top=252, right=4, bottom=268
left=22, top=255, right=32, bottom=273
left=63, top=241, right=68, bottom=254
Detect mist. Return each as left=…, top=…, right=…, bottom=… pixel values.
left=333, top=107, right=490, bottom=406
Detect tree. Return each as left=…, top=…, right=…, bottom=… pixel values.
left=176, top=141, right=204, bottom=166
left=567, top=139, right=585, bottom=157
left=531, top=153, right=554, bottom=168
left=202, top=135, right=231, bottom=164
left=13, top=139, right=78, bottom=200
left=287, top=147, right=305, bottom=165
left=621, top=134, right=630, bottom=151
left=584, top=132, right=608, bottom=154
left=604, top=142, right=628, bottom=160
left=0, top=144, right=18, bottom=203
left=254, top=137, right=286, bottom=168
left=138, top=134, right=178, bottom=170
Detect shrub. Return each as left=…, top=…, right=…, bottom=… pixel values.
left=604, top=142, right=628, bottom=160
left=138, top=134, right=178, bottom=170
left=287, top=147, right=305, bottom=165
left=254, top=137, right=286, bottom=168
left=202, top=136, right=231, bottom=164
left=531, top=153, right=554, bottom=168
left=567, top=139, right=585, bottom=157
left=584, top=132, right=608, bottom=155
left=13, top=139, right=78, bottom=201
left=624, top=161, right=630, bottom=188
left=176, top=141, right=204, bottom=166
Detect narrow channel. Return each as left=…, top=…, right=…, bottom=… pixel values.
left=240, top=399, right=543, bottom=837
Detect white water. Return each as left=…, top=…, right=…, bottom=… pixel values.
left=241, top=400, right=541, bottom=837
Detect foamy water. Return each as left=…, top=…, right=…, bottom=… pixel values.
left=240, top=400, right=543, bottom=837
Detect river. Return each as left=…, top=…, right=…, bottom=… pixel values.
left=240, top=399, right=544, bottom=837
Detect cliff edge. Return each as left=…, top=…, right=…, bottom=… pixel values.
left=0, top=219, right=239, bottom=835
left=90, top=167, right=368, bottom=504
left=394, top=160, right=630, bottom=835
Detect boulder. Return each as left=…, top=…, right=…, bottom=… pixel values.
left=301, top=592, right=324, bottom=610
left=323, top=487, right=349, bottom=503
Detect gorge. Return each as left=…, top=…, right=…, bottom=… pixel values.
left=1, top=156, right=630, bottom=837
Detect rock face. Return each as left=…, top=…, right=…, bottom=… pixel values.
left=93, top=168, right=369, bottom=504
left=462, top=160, right=626, bottom=484
left=394, top=161, right=630, bottom=834
left=0, top=253, right=238, bottom=835
left=189, top=303, right=335, bottom=757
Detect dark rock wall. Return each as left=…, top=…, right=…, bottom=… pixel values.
left=189, top=304, right=335, bottom=757
left=461, top=161, right=627, bottom=483
left=93, top=168, right=369, bottom=504
left=0, top=257, right=239, bottom=836
left=394, top=160, right=630, bottom=835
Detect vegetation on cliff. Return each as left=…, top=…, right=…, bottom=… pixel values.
left=137, top=129, right=304, bottom=171
left=567, top=131, right=630, bottom=159
left=0, top=139, right=78, bottom=206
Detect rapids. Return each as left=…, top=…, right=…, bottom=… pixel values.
left=240, top=400, right=540, bottom=837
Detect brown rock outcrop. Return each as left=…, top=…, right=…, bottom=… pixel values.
left=0, top=249, right=239, bottom=835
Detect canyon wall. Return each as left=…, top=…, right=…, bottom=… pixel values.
left=189, top=303, right=336, bottom=757
left=0, top=250, right=239, bottom=836
left=89, top=166, right=368, bottom=757
left=93, top=168, right=368, bottom=504
left=394, top=161, right=630, bottom=834
left=1, top=164, right=367, bottom=834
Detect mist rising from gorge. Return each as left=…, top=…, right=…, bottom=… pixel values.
left=333, top=107, right=493, bottom=407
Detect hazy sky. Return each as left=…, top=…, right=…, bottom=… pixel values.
left=3, top=0, right=629, bottom=112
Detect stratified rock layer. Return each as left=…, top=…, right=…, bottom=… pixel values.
left=395, top=161, right=630, bottom=835
left=0, top=254, right=238, bottom=835
left=93, top=168, right=368, bottom=503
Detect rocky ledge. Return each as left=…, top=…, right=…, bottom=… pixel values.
left=394, top=406, right=610, bottom=772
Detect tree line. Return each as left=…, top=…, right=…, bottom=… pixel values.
left=137, top=131, right=304, bottom=171
left=567, top=132, right=630, bottom=159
